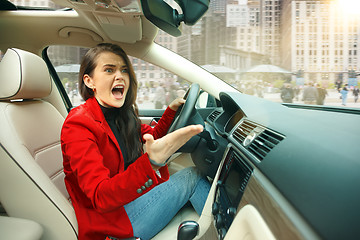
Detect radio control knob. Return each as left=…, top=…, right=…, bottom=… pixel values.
left=227, top=207, right=237, bottom=217
left=212, top=202, right=219, bottom=215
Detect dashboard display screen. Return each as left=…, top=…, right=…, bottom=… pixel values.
left=214, top=149, right=253, bottom=232
left=224, top=163, right=242, bottom=204
left=221, top=150, right=252, bottom=206
left=225, top=110, right=245, bottom=133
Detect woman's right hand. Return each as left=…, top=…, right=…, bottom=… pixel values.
left=143, top=124, right=203, bottom=168
left=168, top=98, right=185, bottom=111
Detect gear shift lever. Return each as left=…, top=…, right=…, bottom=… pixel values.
left=177, top=221, right=199, bottom=240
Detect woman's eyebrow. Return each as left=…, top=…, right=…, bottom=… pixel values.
left=102, top=64, right=127, bottom=68
left=102, top=64, right=116, bottom=68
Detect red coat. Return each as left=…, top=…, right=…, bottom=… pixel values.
left=61, top=97, right=176, bottom=239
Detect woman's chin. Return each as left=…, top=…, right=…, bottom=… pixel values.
left=110, top=99, right=125, bottom=108
left=97, top=97, right=125, bottom=108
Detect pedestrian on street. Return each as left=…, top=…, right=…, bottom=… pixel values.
left=154, top=82, right=166, bottom=109
left=340, top=84, right=349, bottom=106
left=353, top=86, right=359, bottom=103
left=302, top=82, right=318, bottom=105
left=335, top=80, right=342, bottom=92
left=315, top=83, right=328, bottom=105
left=280, top=83, right=295, bottom=103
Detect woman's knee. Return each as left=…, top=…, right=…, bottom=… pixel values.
left=183, top=166, right=203, bottom=181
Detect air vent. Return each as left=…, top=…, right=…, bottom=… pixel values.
left=208, top=110, right=221, bottom=122
left=248, top=129, right=284, bottom=160
left=233, top=120, right=257, bottom=143
left=233, top=120, right=284, bottom=161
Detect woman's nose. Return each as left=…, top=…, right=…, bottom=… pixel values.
left=115, top=70, right=124, bottom=80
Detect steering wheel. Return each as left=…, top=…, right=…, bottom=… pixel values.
left=168, top=83, right=201, bottom=133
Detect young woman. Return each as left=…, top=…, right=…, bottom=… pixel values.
left=61, top=43, right=210, bottom=240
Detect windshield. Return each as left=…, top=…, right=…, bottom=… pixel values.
left=158, top=0, right=360, bottom=109
left=8, top=0, right=359, bottom=109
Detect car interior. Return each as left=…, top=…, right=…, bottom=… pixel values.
left=0, top=0, right=360, bottom=240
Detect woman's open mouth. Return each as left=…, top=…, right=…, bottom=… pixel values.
left=112, top=85, right=125, bottom=99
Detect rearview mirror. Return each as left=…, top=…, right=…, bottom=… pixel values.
left=141, top=0, right=209, bottom=37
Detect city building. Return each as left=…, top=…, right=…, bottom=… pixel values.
left=199, top=0, right=282, bottom=81
left=221, top=0, right=264, bottom=75
left=281, top=0, right=360, bottom=86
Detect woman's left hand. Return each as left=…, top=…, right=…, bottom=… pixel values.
left=169, top=98, right=185, bottom=111
left=143, top=124, right=204, bottom=168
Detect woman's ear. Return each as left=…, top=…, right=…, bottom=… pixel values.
left=83, top=74, right=95, bottom=90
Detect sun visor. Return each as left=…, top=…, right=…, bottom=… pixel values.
left=94, top=13, right=142, bottom=43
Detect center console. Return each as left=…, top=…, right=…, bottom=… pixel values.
left=212, top=147, right=253, bottom=239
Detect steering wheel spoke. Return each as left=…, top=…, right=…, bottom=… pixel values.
left=167, top=83, right=203, bottom=153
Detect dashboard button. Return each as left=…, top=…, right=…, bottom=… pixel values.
left=218, top=228, right=227, bottom=240
left=215, top=214, right=224, bottom=228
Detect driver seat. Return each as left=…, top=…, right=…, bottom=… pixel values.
left=0, top=48, right=78, bottom=239
left=0, top=48, right=199, bottom=240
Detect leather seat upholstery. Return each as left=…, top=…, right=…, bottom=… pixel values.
left=0, top=48, right=78, bottom=239
left=0, top=48, right=198, bottom=240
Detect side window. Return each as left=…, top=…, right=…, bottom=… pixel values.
left=0, top=49, right=4, bottom=60
left=47, top=45, right=87, bottom=107
left=47, top=45, right=189, bottom=109
left=196, top=91, right=217, bottom=108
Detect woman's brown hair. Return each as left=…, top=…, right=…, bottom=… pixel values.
left=79, top=43, right=142, bottom=166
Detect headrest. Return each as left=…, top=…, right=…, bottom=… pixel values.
left=0, top=48, right=52, bottom=100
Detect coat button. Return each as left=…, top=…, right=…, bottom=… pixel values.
left=137, top=188, right=143, bottom=194
left=147, top=179, right=153, bottom=186
left=141, top=186, right=146, bottom=191
left=144, top=178, right=153, bottom=188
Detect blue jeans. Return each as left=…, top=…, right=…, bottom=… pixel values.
left=124, top=167, right=210, bottom=240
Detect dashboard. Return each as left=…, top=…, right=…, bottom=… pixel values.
left=194, top=91, right=360, bottom=240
